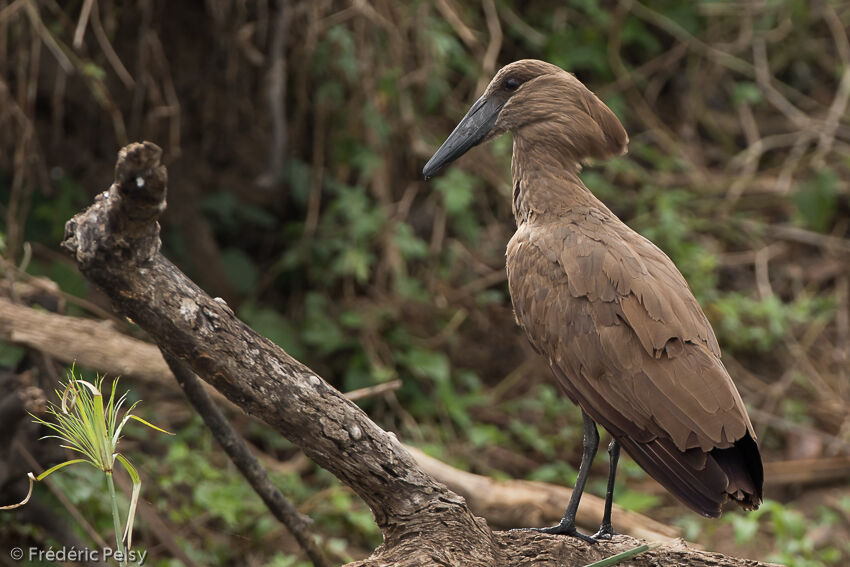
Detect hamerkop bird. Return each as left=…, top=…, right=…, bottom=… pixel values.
left=423, top=60, right=763, bottom=541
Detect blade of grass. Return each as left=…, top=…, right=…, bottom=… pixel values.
left=115, top=453, right=141, bottom=552
left=582, top=543, right=655, bottom=567
left=124, top=414, right=174, bottom=436
left=35, top=459, right=91, bottom=481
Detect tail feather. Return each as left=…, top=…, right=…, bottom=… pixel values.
left=618, top=431, right=762, bottom=518
left=711, top=431, right=763, bottom=509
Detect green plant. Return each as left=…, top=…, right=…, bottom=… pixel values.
left=711, top=293, right=834, bottom=352
left=724, top=500, right=847, bottom=567
left=1, top=368, right=172, bottom=566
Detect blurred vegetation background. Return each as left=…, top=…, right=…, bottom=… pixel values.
left=1, top=0, right=849, bottom=565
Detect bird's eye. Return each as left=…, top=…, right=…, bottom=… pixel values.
left=505, top=77, right=521, bottom=90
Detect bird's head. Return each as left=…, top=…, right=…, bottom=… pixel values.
left=423, top=59, right=628, bottom=178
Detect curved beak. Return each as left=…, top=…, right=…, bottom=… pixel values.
left=422, top=94, right=503, bottom=179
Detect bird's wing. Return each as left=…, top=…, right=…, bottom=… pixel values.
left=506, top=214, right=753, bottom=453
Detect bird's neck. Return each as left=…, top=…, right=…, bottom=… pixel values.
left=510, top=136, right=603, bottom=224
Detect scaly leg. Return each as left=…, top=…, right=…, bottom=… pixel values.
left=593, top=439, right=620, bottom=540
left=533, top=409, right=599, bottom=544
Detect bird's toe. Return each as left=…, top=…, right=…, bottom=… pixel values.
left=591, top=523, right=617, bottom=541
left=531, top=523, right=596, bottom=544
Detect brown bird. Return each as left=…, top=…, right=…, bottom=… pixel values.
left=423, top=60, right=763, bottom=542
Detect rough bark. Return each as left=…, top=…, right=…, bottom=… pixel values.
left=60, top=142, right=778, bottom=566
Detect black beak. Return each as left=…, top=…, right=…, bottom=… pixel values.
left=422, top=94, right=503, bottom=179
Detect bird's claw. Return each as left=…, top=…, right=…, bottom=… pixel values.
left=591, top=523, right=617, bottom=541
left=530, top=522, right=596, bottom=544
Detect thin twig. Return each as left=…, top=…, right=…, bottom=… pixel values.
left=24, top=0, right=73, bottom=73
left=90, top=0, right=135, bottom=89
left=71, top=0, right=93, bottom=49
left=345, top=379, right=403, bottom=402
left=162, top=353, right=330, bottom=567
left=302, top=102, right=327, bottom=237
left=434, top=0, right=477, bottom=49
left=747, top=407, right=850, bottom=456
left=752, top=39, right=810, bottom=129
left=0, top=0, right=27, bottom=25
left=258, top=0, right=288, bottom=188
left=478, top=0, right=502, bottom=93
left=812, top=3, right=850, bottom=165
left=743, top=220, right=850, bottom=255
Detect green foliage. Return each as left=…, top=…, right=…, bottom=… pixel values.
left=793, top=169, right=838, bottom=233
left=435, top=169, right=477, bottom=216
left=220, top=248, right=259, bottom=295
left=612, top=489, right=661, bottom=514
left=201, top=192, right=277, bottom=233
left=28, top=176, right=88, bottom=245
left=634, top=188, right=718, bottom=301
left=731, top=82, right=763, bottom=106
left=322, top=184, right=386, bottom=284
left=526, top=462, right=577, bottom=484
left=3, top=369, right=172, bottom=566
left=0, top=342, right=26, bottom=367
left=153, top=416, right=379, bottom=563
left=725, top=500, right=848, bottom=566
left=712, top=293, right=834, bottom=352
left=267, top=554, right=312, bottom=567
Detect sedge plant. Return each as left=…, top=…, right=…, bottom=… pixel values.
left=1, top=367, right=172, bottom=566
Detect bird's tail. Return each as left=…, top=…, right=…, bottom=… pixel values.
left=617, top=431, right=763, bottom=518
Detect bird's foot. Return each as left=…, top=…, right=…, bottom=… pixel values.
left=529, top=521, right=596, bottom=544
left=591, top=523, right=617, bottom=541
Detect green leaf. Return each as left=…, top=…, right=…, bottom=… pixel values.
left=335, top=247, right=373, bottom=283
left=401, top=347, right=450, bottom=383
left=121, top=414, right=174, bottom=438
left=115, top=454, right=141, bottom=551
left=82, top=62, right=106, bottom=80
left=220, top=248, right=259, bottom=294
left=732, top=81, right=763, bottom=105
left=393, top=222, right=428, bottom=260
left=301, top=293, right=348, bottom=354
left=35, top=459, right=91, bottom=482
left=434, top=169, right=477, bottom=215
left=730, top=512, right=760, bottom=544
left=613, top=489, right=661, bottom=513
left=581, top=543, right=652, bottom=567
left=0, top=342, right=26, bottom=367
left=793, top=169, right=837, bottom=233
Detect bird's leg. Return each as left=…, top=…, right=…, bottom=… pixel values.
left=533, top=410, right=598, bottom=544
left=593, top=439, right=620, bottom=540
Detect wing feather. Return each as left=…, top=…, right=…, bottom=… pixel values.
left=506, top=213, right=761, bottom=515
